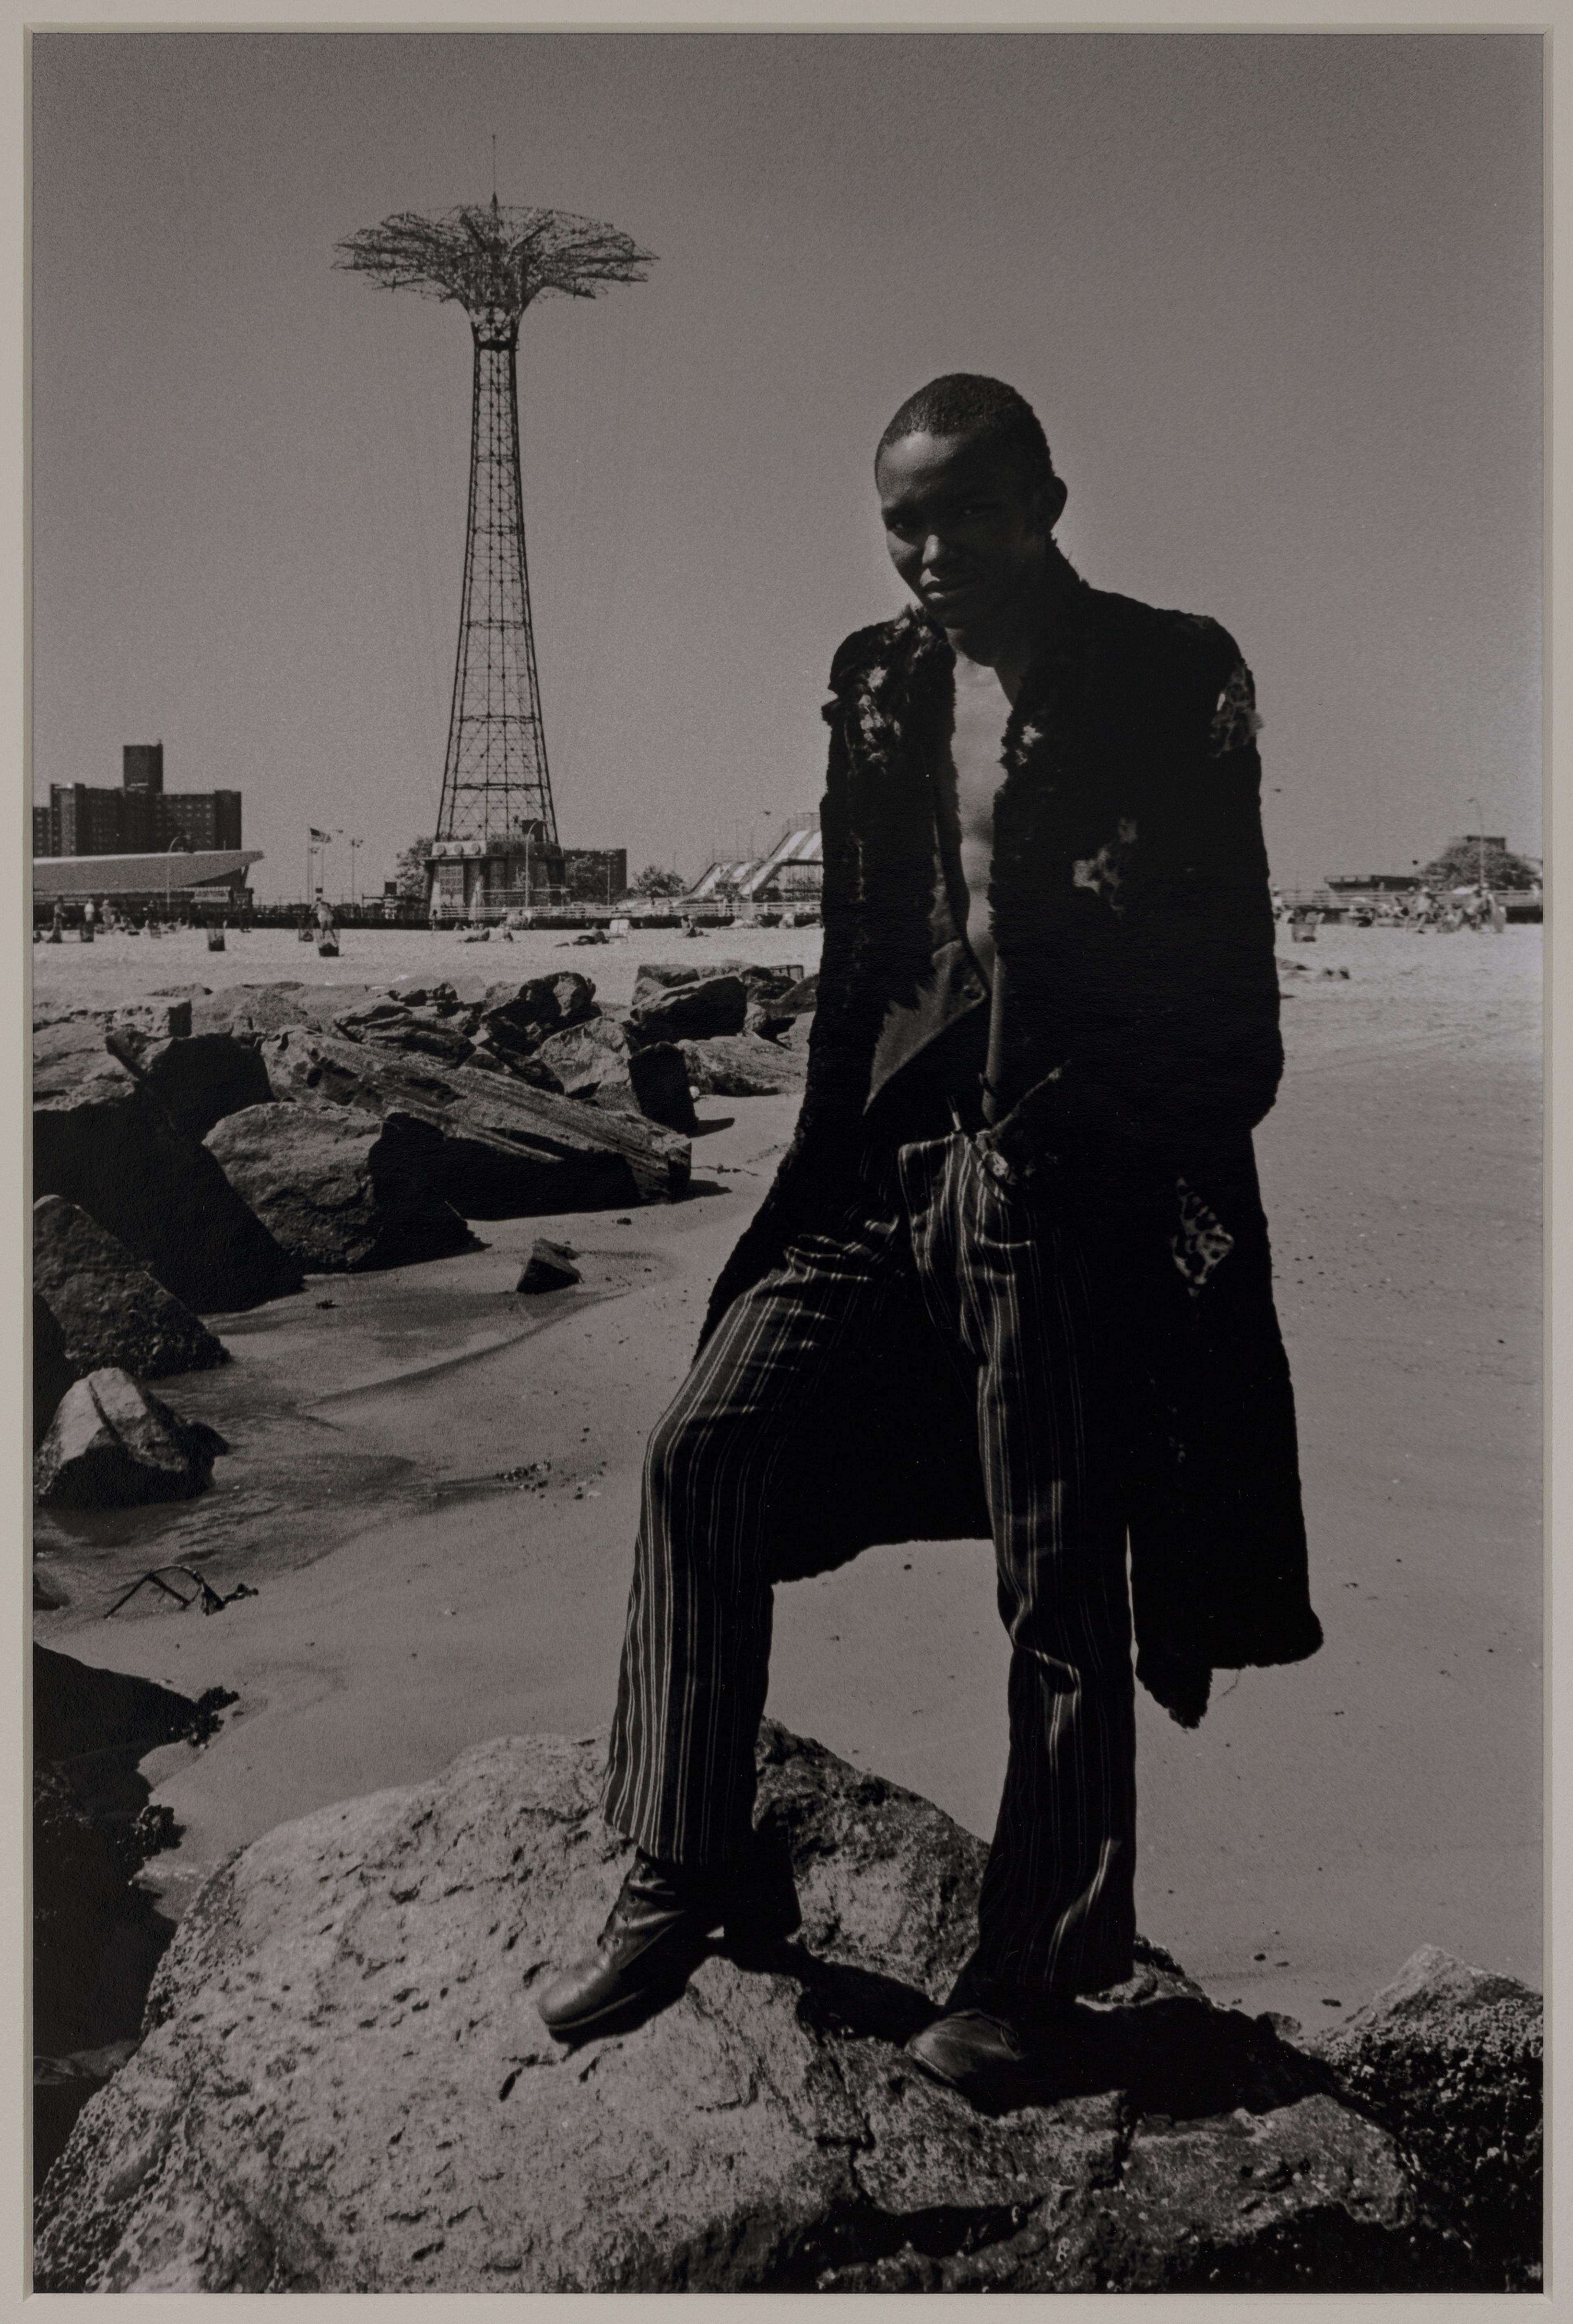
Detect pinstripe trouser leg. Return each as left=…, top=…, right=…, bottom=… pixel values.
left=605, top=1129, right=1136, bottom=2003
left=902, top=1132, right=1137, bottom=2001
left=604, top=1148, right=909, bottom=1866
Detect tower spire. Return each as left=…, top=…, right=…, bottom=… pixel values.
left=335, top=194, right=654, bottom=920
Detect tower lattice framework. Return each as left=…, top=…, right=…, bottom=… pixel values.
left=336, top=196, right=653, bottom=892
left=444, top=308, right=552, bottom=850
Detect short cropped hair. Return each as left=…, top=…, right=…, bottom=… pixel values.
left=876, top=374, right=1055, bottom=491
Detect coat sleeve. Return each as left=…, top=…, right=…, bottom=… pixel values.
left=696, top=650, right=877, bottom=1346
left=986, top=618, right=1282, bottom=1168
left=1120, top=622, right=1283, bottom=1151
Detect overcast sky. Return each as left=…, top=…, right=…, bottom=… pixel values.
left=32, top=31, right=1541, bottom=900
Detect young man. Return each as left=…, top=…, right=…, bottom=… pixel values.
left=538, top=375, right=1321, bottom=2106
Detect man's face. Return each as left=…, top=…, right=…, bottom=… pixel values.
left=875, top=430, right=1057, bottom=632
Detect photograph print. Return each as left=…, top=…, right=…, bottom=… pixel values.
left=29, top=28, right=1542, bottom=2294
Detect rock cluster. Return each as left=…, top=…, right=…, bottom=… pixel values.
left=32, top=959, right=815, bottom=1499
left=34, top=1724, right=1538, bottom=2295
left=342, top=964, right=813, bottom=1131
left=259, top=1025, right=690, bottom=1213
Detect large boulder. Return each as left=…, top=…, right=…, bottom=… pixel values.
left=33, top=1198, right=228, bottom=1382
left=1314, top=1945, right=1542, bottom=2288
left=35, top=1368, right=227, bottom=1510
left=104, top=1025, right=273, bottom=1145
left=34, top=1035, right=303, bottom=1314
left=529, top=1013, right=635, bottom=1096
left=33, top=1291, right=79, bottom=1447
left=331, top=1003, right=476, bottom=1069
left=512, top=1018, right=698, bottom=1135
left=259, top=1028, right=690, bottom=1214
left=630, top=965, right=748, bottom=1043
left=111, top=999, right=194, bottom=1040
left=187, top=987, right=316, bottom=1041
left=204, top=1104, right=476, bottom=1273
left=478, top=973, right=597, bottom=1061
left=680, top=1032, right=808, bottom=1096
left=36, top=1726, right=1470, bottom=2295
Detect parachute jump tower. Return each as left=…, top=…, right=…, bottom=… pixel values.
left=336, top=195, right=653, bottom=920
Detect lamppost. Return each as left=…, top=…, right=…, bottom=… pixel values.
left=349, top=836, right=362, bottom=909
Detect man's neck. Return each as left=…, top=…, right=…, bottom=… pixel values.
left=940, top=546, right=1074, bottom=702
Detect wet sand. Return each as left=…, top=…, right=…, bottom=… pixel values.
left=33, top=922, right=1541, bottom=2035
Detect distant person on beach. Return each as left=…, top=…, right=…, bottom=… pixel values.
left=537, top=374, right=1320, bottom=2107
left=315, top=897, right=336, bottom=933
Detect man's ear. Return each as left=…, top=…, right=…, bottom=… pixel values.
left=1040, top=474, right=1069, bottom=534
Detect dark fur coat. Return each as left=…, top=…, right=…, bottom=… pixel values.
left=702, top=567, right=1321, bottom=1725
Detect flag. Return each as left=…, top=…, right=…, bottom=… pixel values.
left=309, top=828, right=331, bottom=843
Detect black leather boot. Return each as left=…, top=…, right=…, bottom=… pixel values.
left=536, top=1815, right=800, bottom=2044
left=904, top=1951, right=1078, bottom=2111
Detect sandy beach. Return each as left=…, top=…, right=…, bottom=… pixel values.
left=32, top=919, right=1541, bottom=2039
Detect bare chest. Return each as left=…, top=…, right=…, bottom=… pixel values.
left=951, top=663, right=1011, bottom=835
left=948, top=657, right=1017, bottom=971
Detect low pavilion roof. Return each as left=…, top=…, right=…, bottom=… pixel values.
left=32, top=849, right=262, bottom=899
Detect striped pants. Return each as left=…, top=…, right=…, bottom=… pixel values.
left=605, top=1128, right=1137, bottom=2003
